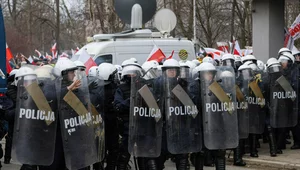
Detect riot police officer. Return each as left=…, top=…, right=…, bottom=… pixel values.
left=278, top=53, right=300, bottom=150
left=98, top=63, right=120, bottom=170
left=114, top=63, right=143, bottom=170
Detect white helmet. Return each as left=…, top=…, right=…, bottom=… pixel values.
left=278, top=52, right=295, bottom=64
left=15, top=66, right=37, bottom=86
left=34, top=65, right=54, bottom=79
left=185, top=60, right=197, bottom=70
left=278, top=47, right=292, bottom=56
left=122, top=59, right=136, bottom=67
left=115, top=65, right=122, bottom=72
left=243, top=61, right=258, bottom=71
left=238, top=63, right=251, bottom=71
left=74, top=60, right=86, bottom=69
left=222, top=54, right=235, bottom=61
left=292, top=48, right=300, bottom=56
left=257, top=60, right=265, bottom=71
left=234, top=55, right=242, bottom=62
left=162, top=59, right=180, bottom=69
left=142, top=61, right=158, bottom=71
left=179, top=61, right=190, bottom=68
left=198, top=62, right=216, bottom=72
left=15, top=66, right=36, bottom=79
left=88, top=66, right=100, bottom=77
left=192, top=59, right=201, bottom=66
left=98, top=63, right=117, bottom=81
left=266, top=58, right=279, bottom=67
left=53, top=57, right=77, bottom=76
left=130, top=58, right=138, bottom=63
left=202, top=57, right=215, bottom=65
left=121, top=64, right=143, bottom=78
left=220, top=70, right=234, bottom=78
left=241, top=55, right=257, bottom=63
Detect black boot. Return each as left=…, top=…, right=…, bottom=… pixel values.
left=233, top=142, right=246, bottom=166
left=250, top=134, right=258, bottom=157
left=215, top=150, right=226, bottom=170
left=117, top=152, right=130, bottom=170
left=175, top=154, right=188, bottom=170
left=147, top=159, right=158, bottom=170
left=105, top=148, right=119, bottom=170
left=137, top=157, right=146, bottom=170
left=4, top=135, right=12, bottom=164
left=194, top=151, right=204, bottom=170
left=204, top=150, right=214, bottom=166
left=93, top=162, right=104, bottom=170
left=267, top=126, right=277, bottom=157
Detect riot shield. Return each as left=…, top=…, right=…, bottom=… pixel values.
left=88, top=76, right=105, bottom=162
left=236, top=68, right=250, bottom=139
left=128, top=77, right=163, bottom=157
left=200, top=66, right=238, bottom=150
left=269, top=66, right=298, bottom=128
left=12, top=66, right=57, bottom=165
left=163, top=68, right=202, bottom=154
left=248, top=70, right=266, bottom=134
left=57, top=69, right=97, bottom=170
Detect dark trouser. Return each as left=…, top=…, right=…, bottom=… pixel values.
left=275, top=128, right=286, bottom=150
left=292, top=119, right=300, bottom=145
left=5, top=119, right=13, bottom=162
left=117, top=120, right=130, bottom=170
left=104, top=116, right=119, bottom=170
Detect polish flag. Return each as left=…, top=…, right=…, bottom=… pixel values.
left=51, top=43, right=57, bottom=58
left=233, top=40, right=242, bottom=56
left=6, top=44, right=13, bottom=74
left=147, top=45, right=166, bottom=63
left=217, top=42, right=229, bottom=53
left=78, top=49, right=97, bottom=75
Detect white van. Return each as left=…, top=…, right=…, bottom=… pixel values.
left=76, top=29, right=196, bottom=65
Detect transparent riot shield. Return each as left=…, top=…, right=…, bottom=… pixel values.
left=248, top=70, right=266, bottom=134
left=269, top=66, right=298, bottom=128
left=57, top=69, right=97, bottom=170
left=163, top=67, right=202, bottom=154
left=200, top=66, right=238, bottom=150
left=88, top=76, right=105, bottom=162
left=236, top=68, right=250, bottom=139
left=12, top=66, right=57, bottom=165
left=128, top=77, right=163, bottom=157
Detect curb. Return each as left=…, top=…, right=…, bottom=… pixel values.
left=227, top=157, right=300, bottom=170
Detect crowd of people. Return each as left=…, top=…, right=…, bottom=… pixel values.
left=0, top=47, right=299, bottom=170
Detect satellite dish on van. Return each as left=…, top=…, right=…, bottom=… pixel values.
left=154, top=9, right=177, bottom=34
left=114, top=0, right=157, bottom=25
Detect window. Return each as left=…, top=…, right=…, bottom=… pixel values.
left=95, top=54, right=113, bottom=65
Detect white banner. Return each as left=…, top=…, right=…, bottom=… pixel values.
left=289, top=14, right=300, bottom=40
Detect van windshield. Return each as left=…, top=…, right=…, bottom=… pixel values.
left=95, top=54, right=113, bottom=65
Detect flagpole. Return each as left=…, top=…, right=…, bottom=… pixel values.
left=193, top=0, right=196, bottom=40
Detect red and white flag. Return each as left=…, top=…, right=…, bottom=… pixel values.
left=78, top=49, right=97, bottom=75
left=51, top=43, right=57, bottom=59
left=217, top=42, right=229, bottom=53
left=6, top=44, right=13, bottom=73
left=233, top=40, right=242, bottom=56
left=146, top=45, right=166, bottom=63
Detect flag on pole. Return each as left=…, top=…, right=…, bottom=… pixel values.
left=27, top=56, right=34, bottom=63
left=51, top=43, right=57, bottom=59
left=78, top=49, right=97, bottom=75
left=146, top=45, right=166, bottom=63
left=217, top=42, right=229, bottom=53
left=6, top=44, right=13, bottom=73
left=233, top=40, right=242, bottom=56
left=289, top=14, right=300, bottom=41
